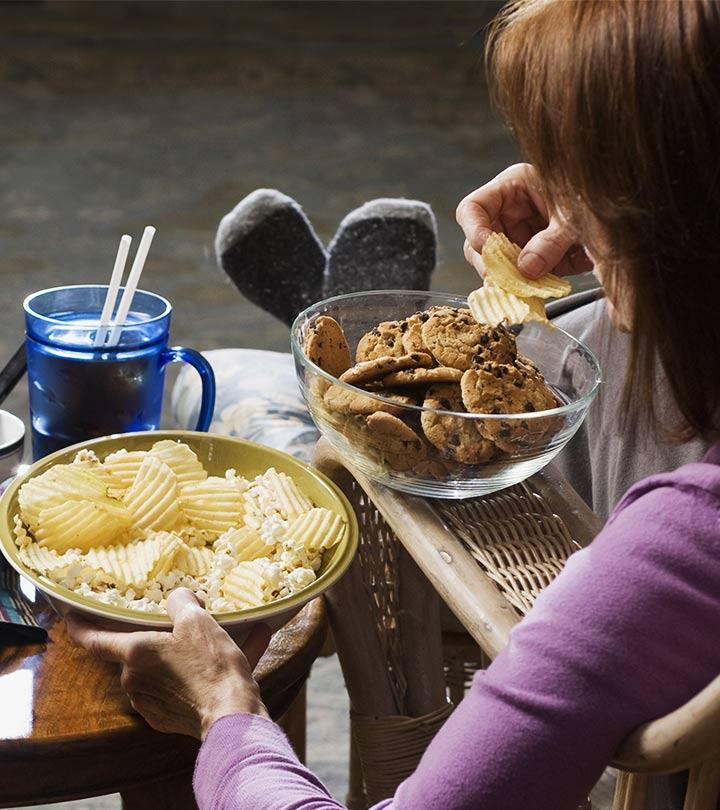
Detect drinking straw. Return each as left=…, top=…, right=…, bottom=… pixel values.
left=93, top=234, right=132, bottom=348
left=106, top=226, right=156, bottom=347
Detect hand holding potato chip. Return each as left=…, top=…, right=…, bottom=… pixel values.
left=456, top=163, right=593, bottom=279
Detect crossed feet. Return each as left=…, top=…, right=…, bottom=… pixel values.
left=215, top=190, right=438, bottom=326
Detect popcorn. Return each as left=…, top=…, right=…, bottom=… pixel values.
left=287, top=567, right=316, bottom=593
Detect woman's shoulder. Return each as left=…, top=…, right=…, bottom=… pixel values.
left=609, top=445, right=720, bottom=524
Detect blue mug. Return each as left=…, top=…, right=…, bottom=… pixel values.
left=24, top=285, right=216, bottom=459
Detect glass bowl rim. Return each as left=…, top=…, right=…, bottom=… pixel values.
left=290, top=289, right=602, bottom=422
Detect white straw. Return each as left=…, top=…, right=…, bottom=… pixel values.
left=94, top=234, right=132, bottom=348
left=106, top=225, right=156, bottom=347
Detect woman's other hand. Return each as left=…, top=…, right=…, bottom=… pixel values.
left=456, top=163, right=592, bottom=279
left=66, top=588, right=272, bottom=740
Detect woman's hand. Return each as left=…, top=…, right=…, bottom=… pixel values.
left=456, top=163, right=592, bottom=279
left=66, top=588, right=272, bottom=740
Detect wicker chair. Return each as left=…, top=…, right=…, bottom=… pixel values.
left=610, top=676, right=720, bottom=810
left=314, top=439, right=598, bottom=809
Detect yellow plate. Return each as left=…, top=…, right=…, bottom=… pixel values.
left=0, top=430, right=358, bottom=629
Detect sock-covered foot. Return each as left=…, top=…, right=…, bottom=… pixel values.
left=215, top=189, right=327, bottom=326
left=323, top=198, right=437, bottom=298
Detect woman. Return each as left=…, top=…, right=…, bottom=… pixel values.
left=68, top=1, right=720, bottom=808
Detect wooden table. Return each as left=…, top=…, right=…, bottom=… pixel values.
left=0, top=585, right=326, bottom=809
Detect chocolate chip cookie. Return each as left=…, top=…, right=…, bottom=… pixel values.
left=378, top=366, right=463, bottom=388
left=421, top=383, right=495, bottom=464
left=304, top=315, right=352, bottom=377
left=324, top=384, right=415, bottom=416
left=364, top=412, right=428, bottom=472
left=460, top=362, right=559, bottom=452
left=356, top=320, right=407, bottom=362
left=421, top=308, right=515, bottom=371
left=340, top=352, right=433, bottom=386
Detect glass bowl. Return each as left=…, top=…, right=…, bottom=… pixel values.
left=291, top=290, right=601, bottom=498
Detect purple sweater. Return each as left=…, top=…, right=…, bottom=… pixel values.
left=194, top=447, right=720, bottom=810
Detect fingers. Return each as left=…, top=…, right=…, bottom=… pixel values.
left=456, top=192, right=496, bottom=253
left=242, top=623, right=273, bottom=670
left=559, top=244, right=595, bottom=277
left=66, top=613, right=142, bottom=663
left=517, top=218, right=575, bottom=279
left=166, top=587, right=207, bottom=625
left=456, top=163, right=541, bottom=253
left=463, top=240, right=485, bottom=278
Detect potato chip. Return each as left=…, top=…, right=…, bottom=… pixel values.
left=175, top=543, right=214, bottom=577
left=85, top=532, right=184, bottom=589
left=223, top=526, right=270, bottom=563
left=526, top=296, right=548, bottom=321
left=19, top=465, right=108, bottom=532
left=181, top=477, right=244, bottom=535
left=35, top=499, right=132, bottom=553
left=468, top=286, right=548, bottom=327
left=103, top=450, right=149, bottom=489
left=18, top=544, right=74, bottom=576
left=247, top=468, right=313, bottom=522
left=286, top=507, right=346, bottom=553
left=482, top=232, right=571, bottom=299
left=149, top=440, right=207, bottom=488
left=72, top=450, right=126, bottom=493
left=124, top=456, right=183, bottom=531
left=72, top=459, right=125, bottom=493
left=221, top=560, right=271, bottom=609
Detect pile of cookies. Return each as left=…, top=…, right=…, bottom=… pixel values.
left=303, top=306, right=560, bottom=480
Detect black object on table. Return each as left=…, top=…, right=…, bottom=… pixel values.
left=0, top=345, right=26, bottom=408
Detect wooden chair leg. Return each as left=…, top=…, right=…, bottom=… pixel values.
left=397, top=545, right=447, bottom=715
left=612, top=770, right=648, bottom=810
left=684, top=759, right=720, bottom=810
left=121, top=771, right=196, bottom=810
left=278, top=683, right=307, bottom=764
left=346, top=733, right=368, bottom=810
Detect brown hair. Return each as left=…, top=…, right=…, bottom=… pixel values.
left=486, top=0, right=720, bottom=441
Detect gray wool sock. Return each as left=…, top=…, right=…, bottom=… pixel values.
left=323, top=198, right=437, bottom=298
left=215, top=189, right=327, bottom=326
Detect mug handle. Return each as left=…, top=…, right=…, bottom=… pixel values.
left=161, top=347, right=216, bottom=432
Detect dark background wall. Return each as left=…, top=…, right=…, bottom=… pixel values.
left=0, top=0, right=515, bottom=422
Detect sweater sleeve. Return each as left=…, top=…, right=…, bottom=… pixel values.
left=195, top=469, right=720, bottom=810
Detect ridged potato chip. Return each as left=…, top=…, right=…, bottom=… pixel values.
left=175, top=543, right=214, bottom=577
left=222, top=560, right=270, bottom=609
left=482, top=232, right=571, bottom=300
left=35, top=499, right=132, bottom=553
left=103, top=450, right=149, bottom=489
left=223, top=526, right=270, bottom=563
left=19, top=465, right=108, bottom=532
left=149, top=440, right=207, bottom=488
left=18, top=544, right=73, bottom=576
left=72, top=453, right=126, bottom=493
left=286, top=507, right=346, bottom=553
left=181, top=477, right=244, bottom=535
left=124, top=456, right=183, bottom=531
left=85, top=532, right=184, bottom=589
left=468, top=285, right=548, bottom=327
left=249, top=468, right=313, bottom=521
